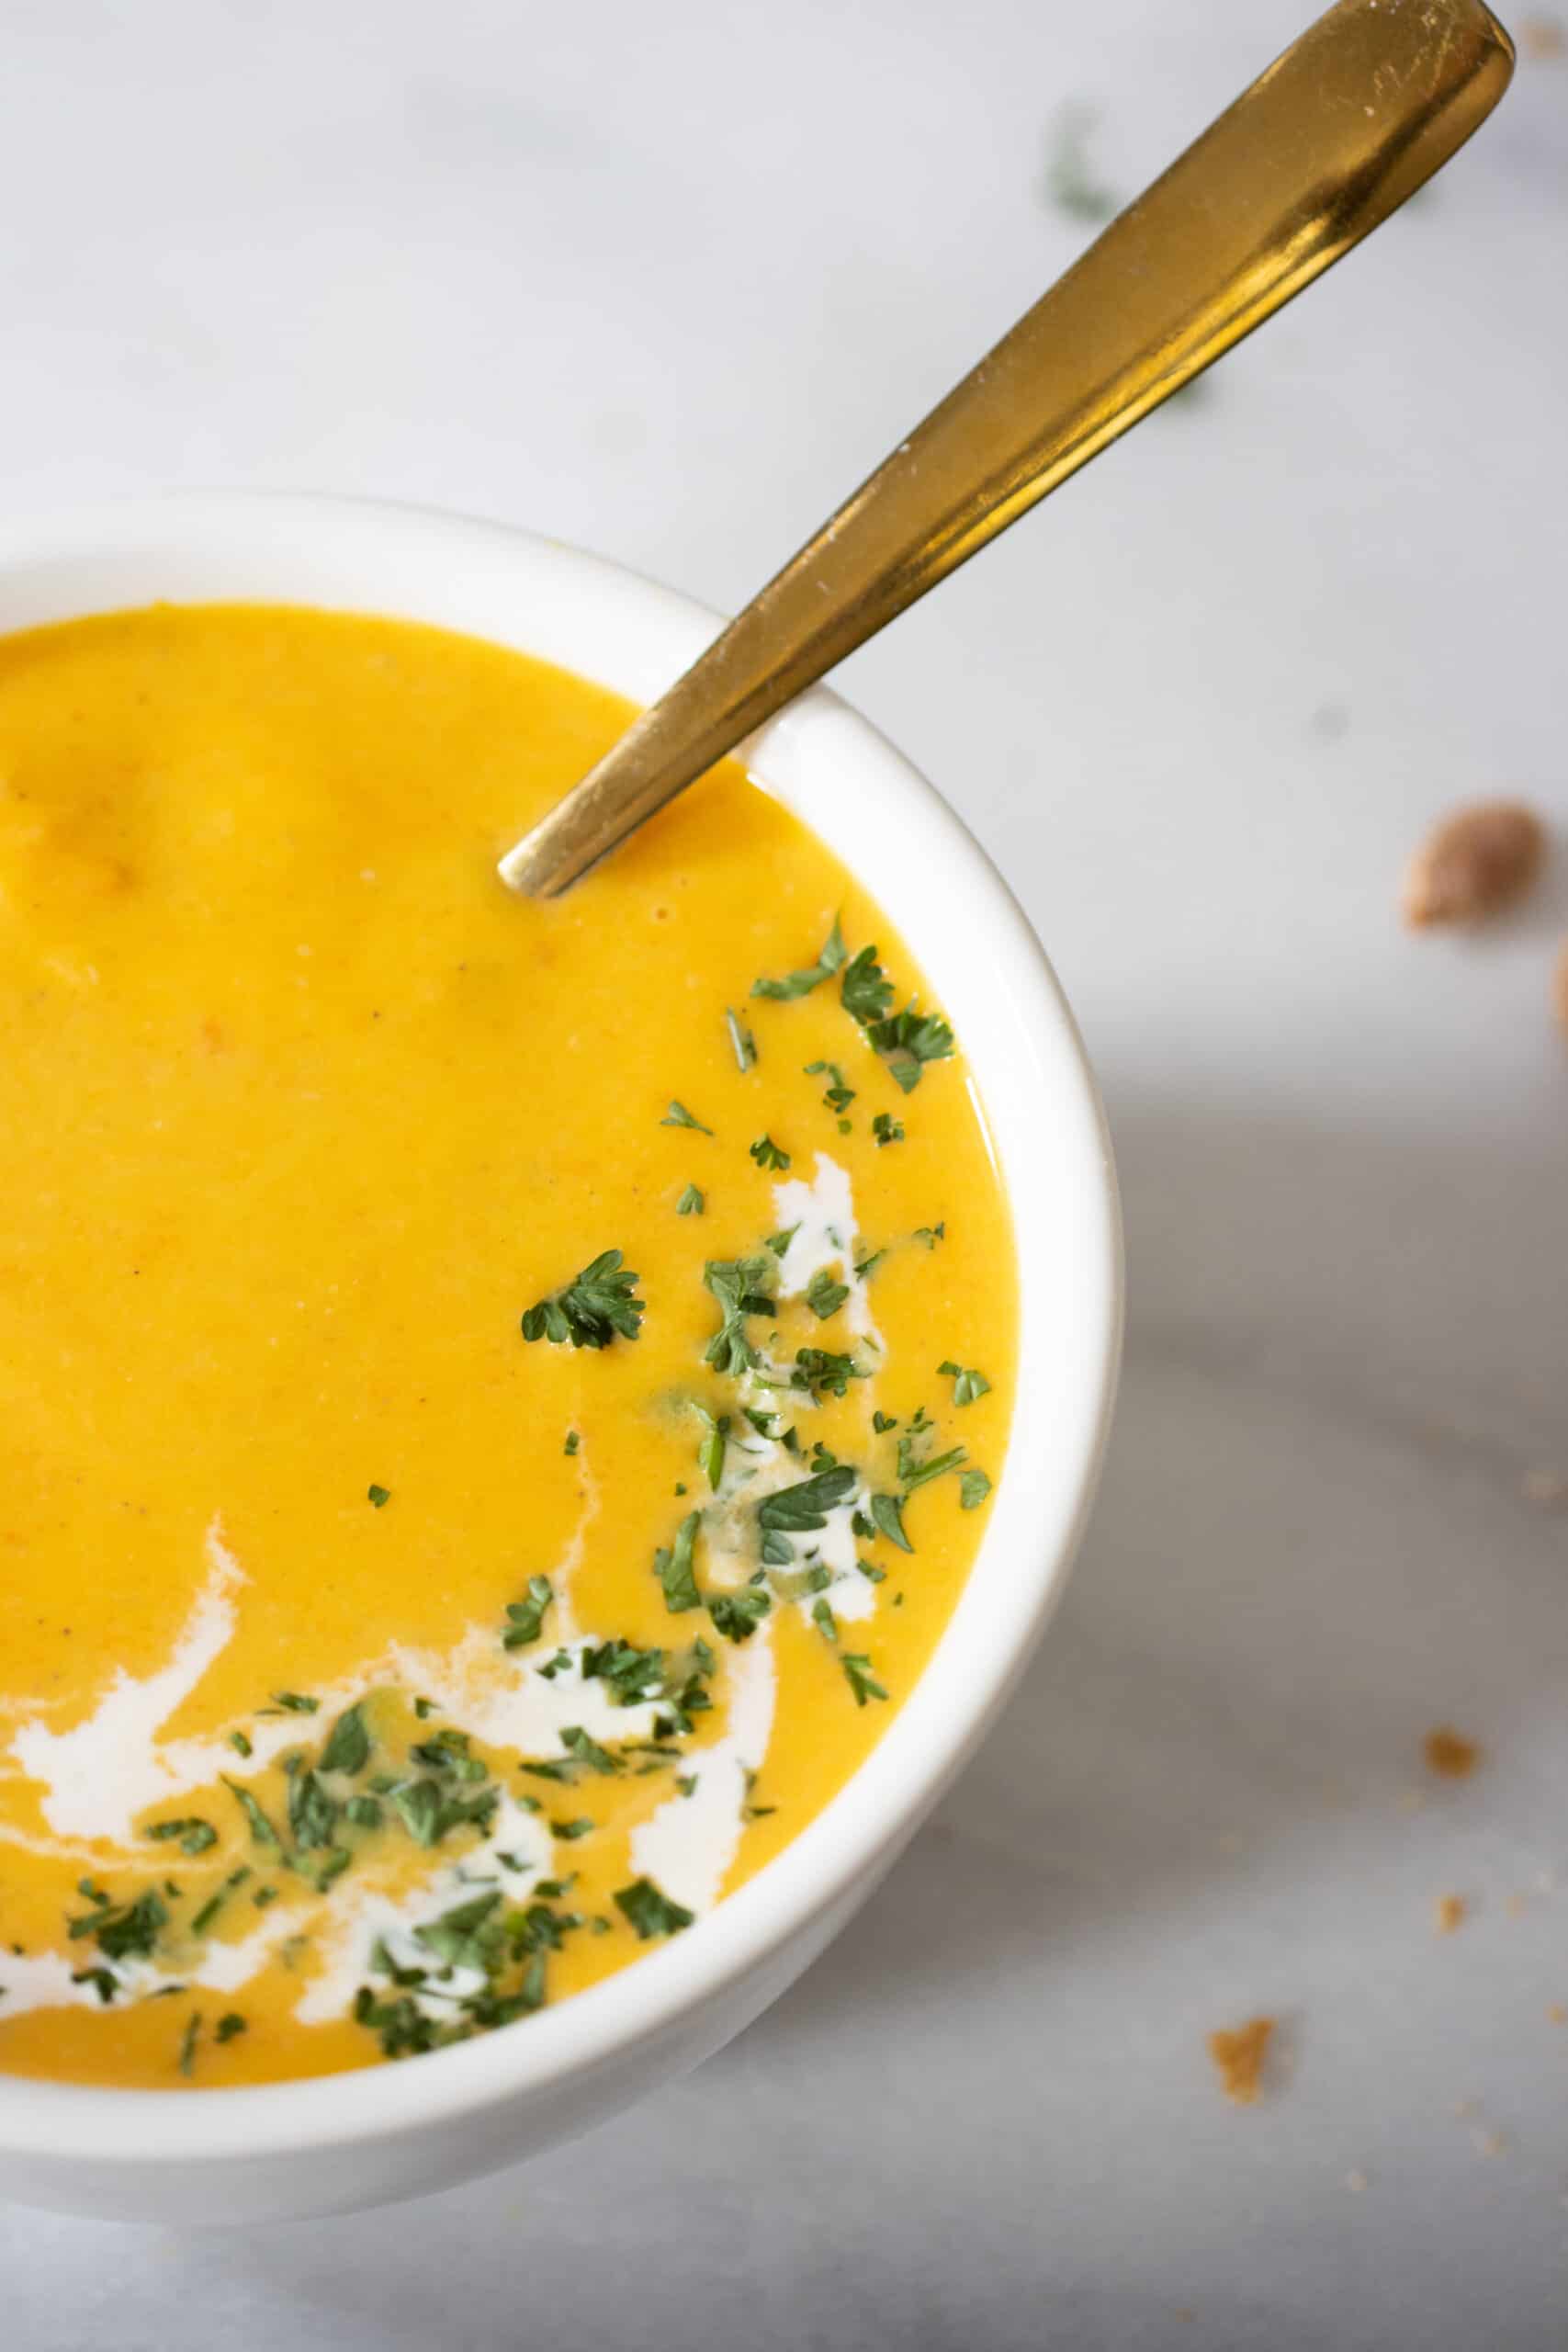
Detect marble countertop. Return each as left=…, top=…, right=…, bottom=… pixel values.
left=4, top=1, right=1566, bottom=2342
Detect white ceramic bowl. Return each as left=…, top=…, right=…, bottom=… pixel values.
left=0, top=493, right=1122, bottom=2223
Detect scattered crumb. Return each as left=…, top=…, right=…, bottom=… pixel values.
left=1401, top=800, right=1546, bottom=928
left=1424, top=1726, right=1481, bottom=1780
left=1208, top=2016, right=1277, bottom=2106
left=1452, top=2098, right=1480, bottom=2120
left=1395, top=1786, right=1427, bottom=1815
left=1552, top=940, right=1568, bottom=1043
left=1521, top=13, right=1564, bottom=58
left=1522, top=1468, right=1568, bottom=1508
left=1172, top=2313, right=1196, bottom=2328
left=1506, top=1893, right=1529, bottom=1920
left=1345, top=2167, right=1370, bottom=2194
left=1546, top=2004, right=1567, bottom=2025
left=1471, top=2128, right=1507, bottom=2159
left=1435, top=1893, right=1468, bottom=1935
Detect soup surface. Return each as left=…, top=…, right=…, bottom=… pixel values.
left=0, top=605, right=1015, bottom=2088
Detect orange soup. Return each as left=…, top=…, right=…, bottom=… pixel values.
left=0, top=605, right=1014, bottom=2087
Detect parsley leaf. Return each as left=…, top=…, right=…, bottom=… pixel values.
left=840, top=1653, right=889, bottom=1708
left=840, top=944, right=895, bottom=1026
left=367, top=1483, right=390, bottom=1509
left=655, top=1510, right=702, bottom=1613
left=702, top=1256, right=777, bottom=1376
left=222, top=1777, right=283, bottom=1851
left=144, top=1816, right=217, bottom=1856
left=560, top=1726, right=619, bottom=1777
left=805, top=1059, right=856, bottom=1114
left=215, top=2012, right=247, bottom=2044
left=708, top=1585, right=772, bottom=1644
left=790, top=1347, right=867, bottom=1400
left=866, top=1007, right=954, bottom=1093
left=286, top=1765, right=339, bottom=1852
left=749, top=1134, right=790, bottom=1171
left=757, top=1464, right=857, bottom=1532
left=615, top=1878, right=695, bottom=1939
left=872, top=1112, right=904, bottom=1147
left=502, top=1575, right=554, bottom=1651
left=271, top=1691, right=320, bottom=1714
left=938, top=1360, right=991, bottom=1406
left=676, top=1182, right=705, bottom=1216
left=750, top=917, right=848, bottom=1001
left=804, top=1269, right=850, bottom=1320
left=661, top=1100, right=713, bottom=1134
left=869, top=1492, right=914, bottom=1553
left=522, top=1250, right=645, bottom=1350
left=960, top=1468, right=993, bottom=1510
left=320, top=1702, right=371, bottom=1777
left=724, top=1008, right=758, bottom=1071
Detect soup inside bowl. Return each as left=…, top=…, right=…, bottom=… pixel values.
left=0, top=496, right=1120, bottom=2220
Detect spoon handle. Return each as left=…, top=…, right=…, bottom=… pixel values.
left=501, top=0, right=1513, bottom=897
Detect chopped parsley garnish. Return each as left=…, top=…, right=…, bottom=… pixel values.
left=66, top=1887, right=167, bottom=1964
left=286, top=1765, right=339, bottom=1852
left=614, top=1878, right=695, bottom=1939
left=522, top=1250, right=645, bottom=1350
left=750, top=917, right=848, bottom=1001
left=840, top=944, right=895, bottom=1026
left=692, top=1403, right=728, bottom=1491
left=708, top=1584, right=772, bottom=1644
left=390, top=1777, right=497, bottom=1847
left=550, top=1816, right=594, bottom=1842
left=227, top=1729, right=253, bottom=1758
left=805, top=1059, right=856, bottom=1114
left=271, top=1691, right=320, bottom=1714
left=914, top=1222, right=946, bottom=1247
left=502, top=1575, right=554, bottom=1651
left=582, top=1638, right=666, bottom=1706
left=560, top=1725, right=620, bottom=1776
left=145, top=1815, right=218, bottom=1856
left=177, top=2012, right=202, bottom=2077
left=215, top=2012, right=247, bottom=2044
left=790, top=1347, right=866, bottom=1400
left=804, top=1269, right=850, bottom=1320
left=873, top=1410, right=898, bottom=1434
left=320, top=1702, right=371, bottom=1777
left=960, top=1468, right=993, bottom=1510
left=749, top=1134, right=790, bottom=1171
left=655, top=1510, right=701, bottom=1613
left=676, top=1183, right=705, bottom=1216
left=221, top=1778, right=283, bottom=1851
left=367, top=1483, right=391, bottom=1509
left=938, top=1360, right=991, bottom=1406
left=811, top=1597, right=839, bottom=1643
left=190, top=1866, right=252, bottom=1937
left=840, top=1653, right=889, bottom=1708
left=865, top=1007, right=954, bottom=1093
left=853, top=1248, right=885, bottom=1280
left=564, top=1429, right=581, bottom=1456
left=872, top=1112, right=904, bottom=1147
left=702, top=1256, right=776, bottom=1376
left=899, top=1440, right=966, bottom=1493
left=725, top=1008, right=758, bottom=1071
left=868, top=1492, right=914, bottom=1553
left=757, top=1464, right=857, bottom=1532
left=661, top=1100, right=713, bottom=1134
left=766, top=1224, right=799, bottom=1257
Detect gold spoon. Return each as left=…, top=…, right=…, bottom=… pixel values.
left=500, top=0, right=1513, bottom=899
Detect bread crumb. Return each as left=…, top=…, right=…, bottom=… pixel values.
left=1452, top=2097, right=1479, bottom=2120
left=1546, top=2004, right=1567, bottom=2025
left=1435, top=1893, right=1467, bottom=1935
left=1471, top=2128, right=1507, bottom=2159
left=1522, top=1468, right=1568, bottom=1508
left=1402, top=801, right=1545, bottom=928
left=1506, top=1893, right=1529, bottom=1919
left=1521, top=14, right=1564, bottom=58
left=1345, top=2167, right=1370, bottom=2193
left=1207, top=2016, right=1277, bottom=2105
left=1424, top=1726, right=1481, bottom=1780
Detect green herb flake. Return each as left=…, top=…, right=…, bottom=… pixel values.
left=676, top=1183, right=705, bottom=1217
left=811, top=1596, right=839, bottom=1643
left=227, top=1730, right=253, bottom=1758
left=840, top=944, right=895, bottom=1026
left=805, top=1058, right=856, bottom=1114
left=564, top=1430, right=581, bottom=1456
left=725, top=1007, right=758, bottom=1071
left=614, top=1878, right=695, bottom=1939
left=367, top=1483, right=391, bottom=1509
left=221, top=1778, right=283, bottom=1851
left=320, top=1702, right=371, bottom=1777
left=522, top=1250, right=645, bottom=1350
left=960, top=1468, right=993, bottom=1510
left=144, top=1815, right=218, bottom=1857
left=655, top=1510, right=702, bottom=1613
left=804, top=1269, right=850, bottom=1321
left=702, top=1255, right=777, bottom=1377
left=938, top=1359, right=992, bottom=1407
left=502, top=1575, right=554, bottom=1651
left=550, top=1816, right=595, bottom=1842
left=757, top=1464, right=857, bottom=1533
left=177, top=2012, right=202, bottom=2077
left=872, top=1112, right=905, bottom=1148
left=661, top=1100, right=713, bottom=1134
left=750, top=917, right=848, bottom=1001
left=560, top=1725, right=620, bottom=1777
left=749, top=1134, right=790, bottom=1171
left=271, top=1691, right=320, bottom=1715
left=215, top=2012, right=247, bottom=2044
left=708, top=1585, right=772, bottom=1644
left=840, top=1653, right=889, bottom=1708
left=914, top=1222, right=946, bottom=1248
left=869, top=1492, right=914, bottom=1553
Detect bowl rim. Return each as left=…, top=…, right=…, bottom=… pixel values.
left=0, top=491, right=1122, bottom=2170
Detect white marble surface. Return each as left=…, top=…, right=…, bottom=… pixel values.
left=4, top=0, right=1567, bottom=2341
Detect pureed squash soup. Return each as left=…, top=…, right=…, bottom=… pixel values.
left=0, top=605, right=1015, bottom=2090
